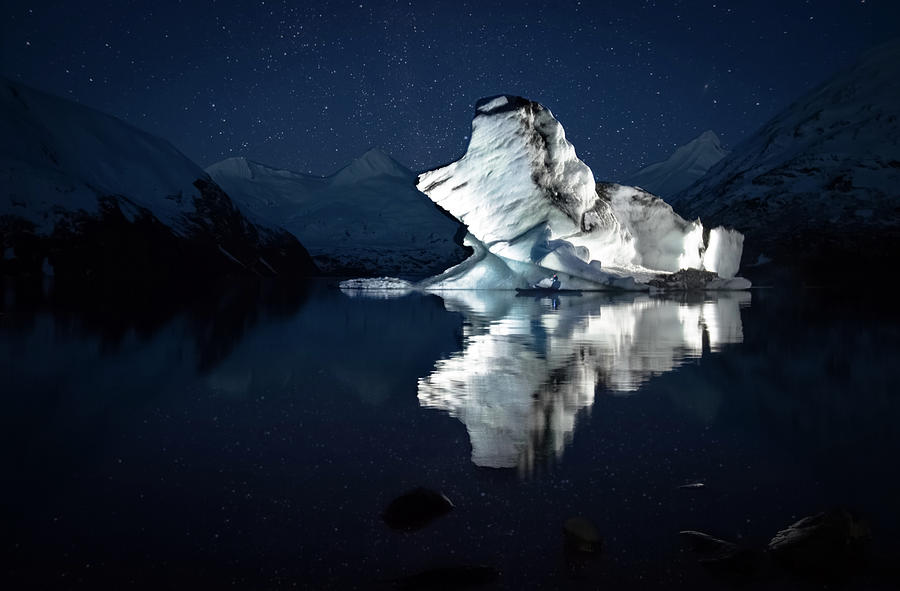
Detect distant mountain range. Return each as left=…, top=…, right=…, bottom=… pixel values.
left=4, top=38, right=898, bottom=287
left=669, top=40, right=900, bottom=278
left=0, top=75, right=469, bottom=283
left=207, top=151, right=470, bottom=276
left=0, top=76, right=316, bottom=282
left=623, top=130, right=729, bottom=198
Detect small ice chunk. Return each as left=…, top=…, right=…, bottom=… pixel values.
left=339, top=277, right=414, bottom=298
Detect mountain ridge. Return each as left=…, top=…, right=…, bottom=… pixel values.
left=207, top=149, right=470, bottom=277
left=623, top=130, right=728, bottom=198
left=0, top=76, right=317, bottom=281
left=669, top=39, right=900, bottom=279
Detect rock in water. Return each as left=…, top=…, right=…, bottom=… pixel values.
left=382, top=487, right=454, bottom=531
left=767, top=508, right=870, bottom=574
left=680, top=530, right=768, bottom=578
left=680, top=530, right=739, bottom=555
left=648, top=268, right=731, bottom=291
left=563, top=517, right=602, bottom=553
left=391, top=565, right=499, bottom=590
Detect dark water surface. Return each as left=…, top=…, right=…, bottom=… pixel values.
left=2, top=280, right=899, bottom=589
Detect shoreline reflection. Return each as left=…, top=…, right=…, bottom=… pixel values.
left=418, top=291, right=750, bottom=472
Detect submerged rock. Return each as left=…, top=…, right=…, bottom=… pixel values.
left=680, top=530, right=739, bottom=556
left=382, top=487, right=454, bottom=531
left=680, top=530, right=768, bottom=578
left=391, top=565, right=499, bottom=590
left=681, top=509, right=873, bottom=582
left=563, top=517, right=602, bottom=554
left=767, top=508, right=870, bottom=574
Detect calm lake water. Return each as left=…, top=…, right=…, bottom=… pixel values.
left=2, top=280, right=899, bottom=589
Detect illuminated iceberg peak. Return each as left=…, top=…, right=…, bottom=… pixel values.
left=417, top=95, right=747, bottom=286
left=419, top=95, right=598, bottom=245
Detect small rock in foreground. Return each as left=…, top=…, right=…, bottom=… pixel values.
left=680, top=530, right=768, bottom=577
left=392, top=565, right=499, bottom=590
left=563, top=517, right=602, bottom=554
left=382, top=487, right=454, bottom=531
left=768, top=508, right=870, bottom=574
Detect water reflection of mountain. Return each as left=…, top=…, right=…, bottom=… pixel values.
left=418, top=291, right=750, bottom=471
left=0, top=277, right=308, bottom=371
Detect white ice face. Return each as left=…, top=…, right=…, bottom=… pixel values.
left=418, top=96, right=596, bottom=246
left=416, top=95, right=746, bottom=288
left=702, top=227, right=745, bottom=279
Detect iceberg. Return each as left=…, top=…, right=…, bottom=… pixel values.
left=415, top=95, right=749, bottom=290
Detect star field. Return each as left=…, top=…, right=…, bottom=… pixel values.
left=2, top=0, right=898, bottom=179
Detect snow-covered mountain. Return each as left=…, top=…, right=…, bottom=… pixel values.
left=623, top=130, right=728, bottom=198
left=0, top=77, right=316, bottom=281
left=207, top=150, right=470, bottom=276
left=416, top=95, right=748, bottom=290
left=670, top=41, right=900, bottom=276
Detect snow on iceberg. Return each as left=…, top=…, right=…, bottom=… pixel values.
left=416, top=95, right=748, bottom=290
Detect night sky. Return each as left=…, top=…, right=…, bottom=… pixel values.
left=2, top=0, right=898, bottom=179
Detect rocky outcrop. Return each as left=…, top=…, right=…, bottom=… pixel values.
left=647, top=268, right=750, bottom=291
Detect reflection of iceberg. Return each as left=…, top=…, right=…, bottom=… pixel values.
left=417, top=291, right=749, bottom=471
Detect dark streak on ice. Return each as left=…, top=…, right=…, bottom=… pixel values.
left=420, top=176, right=450, bottom=193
